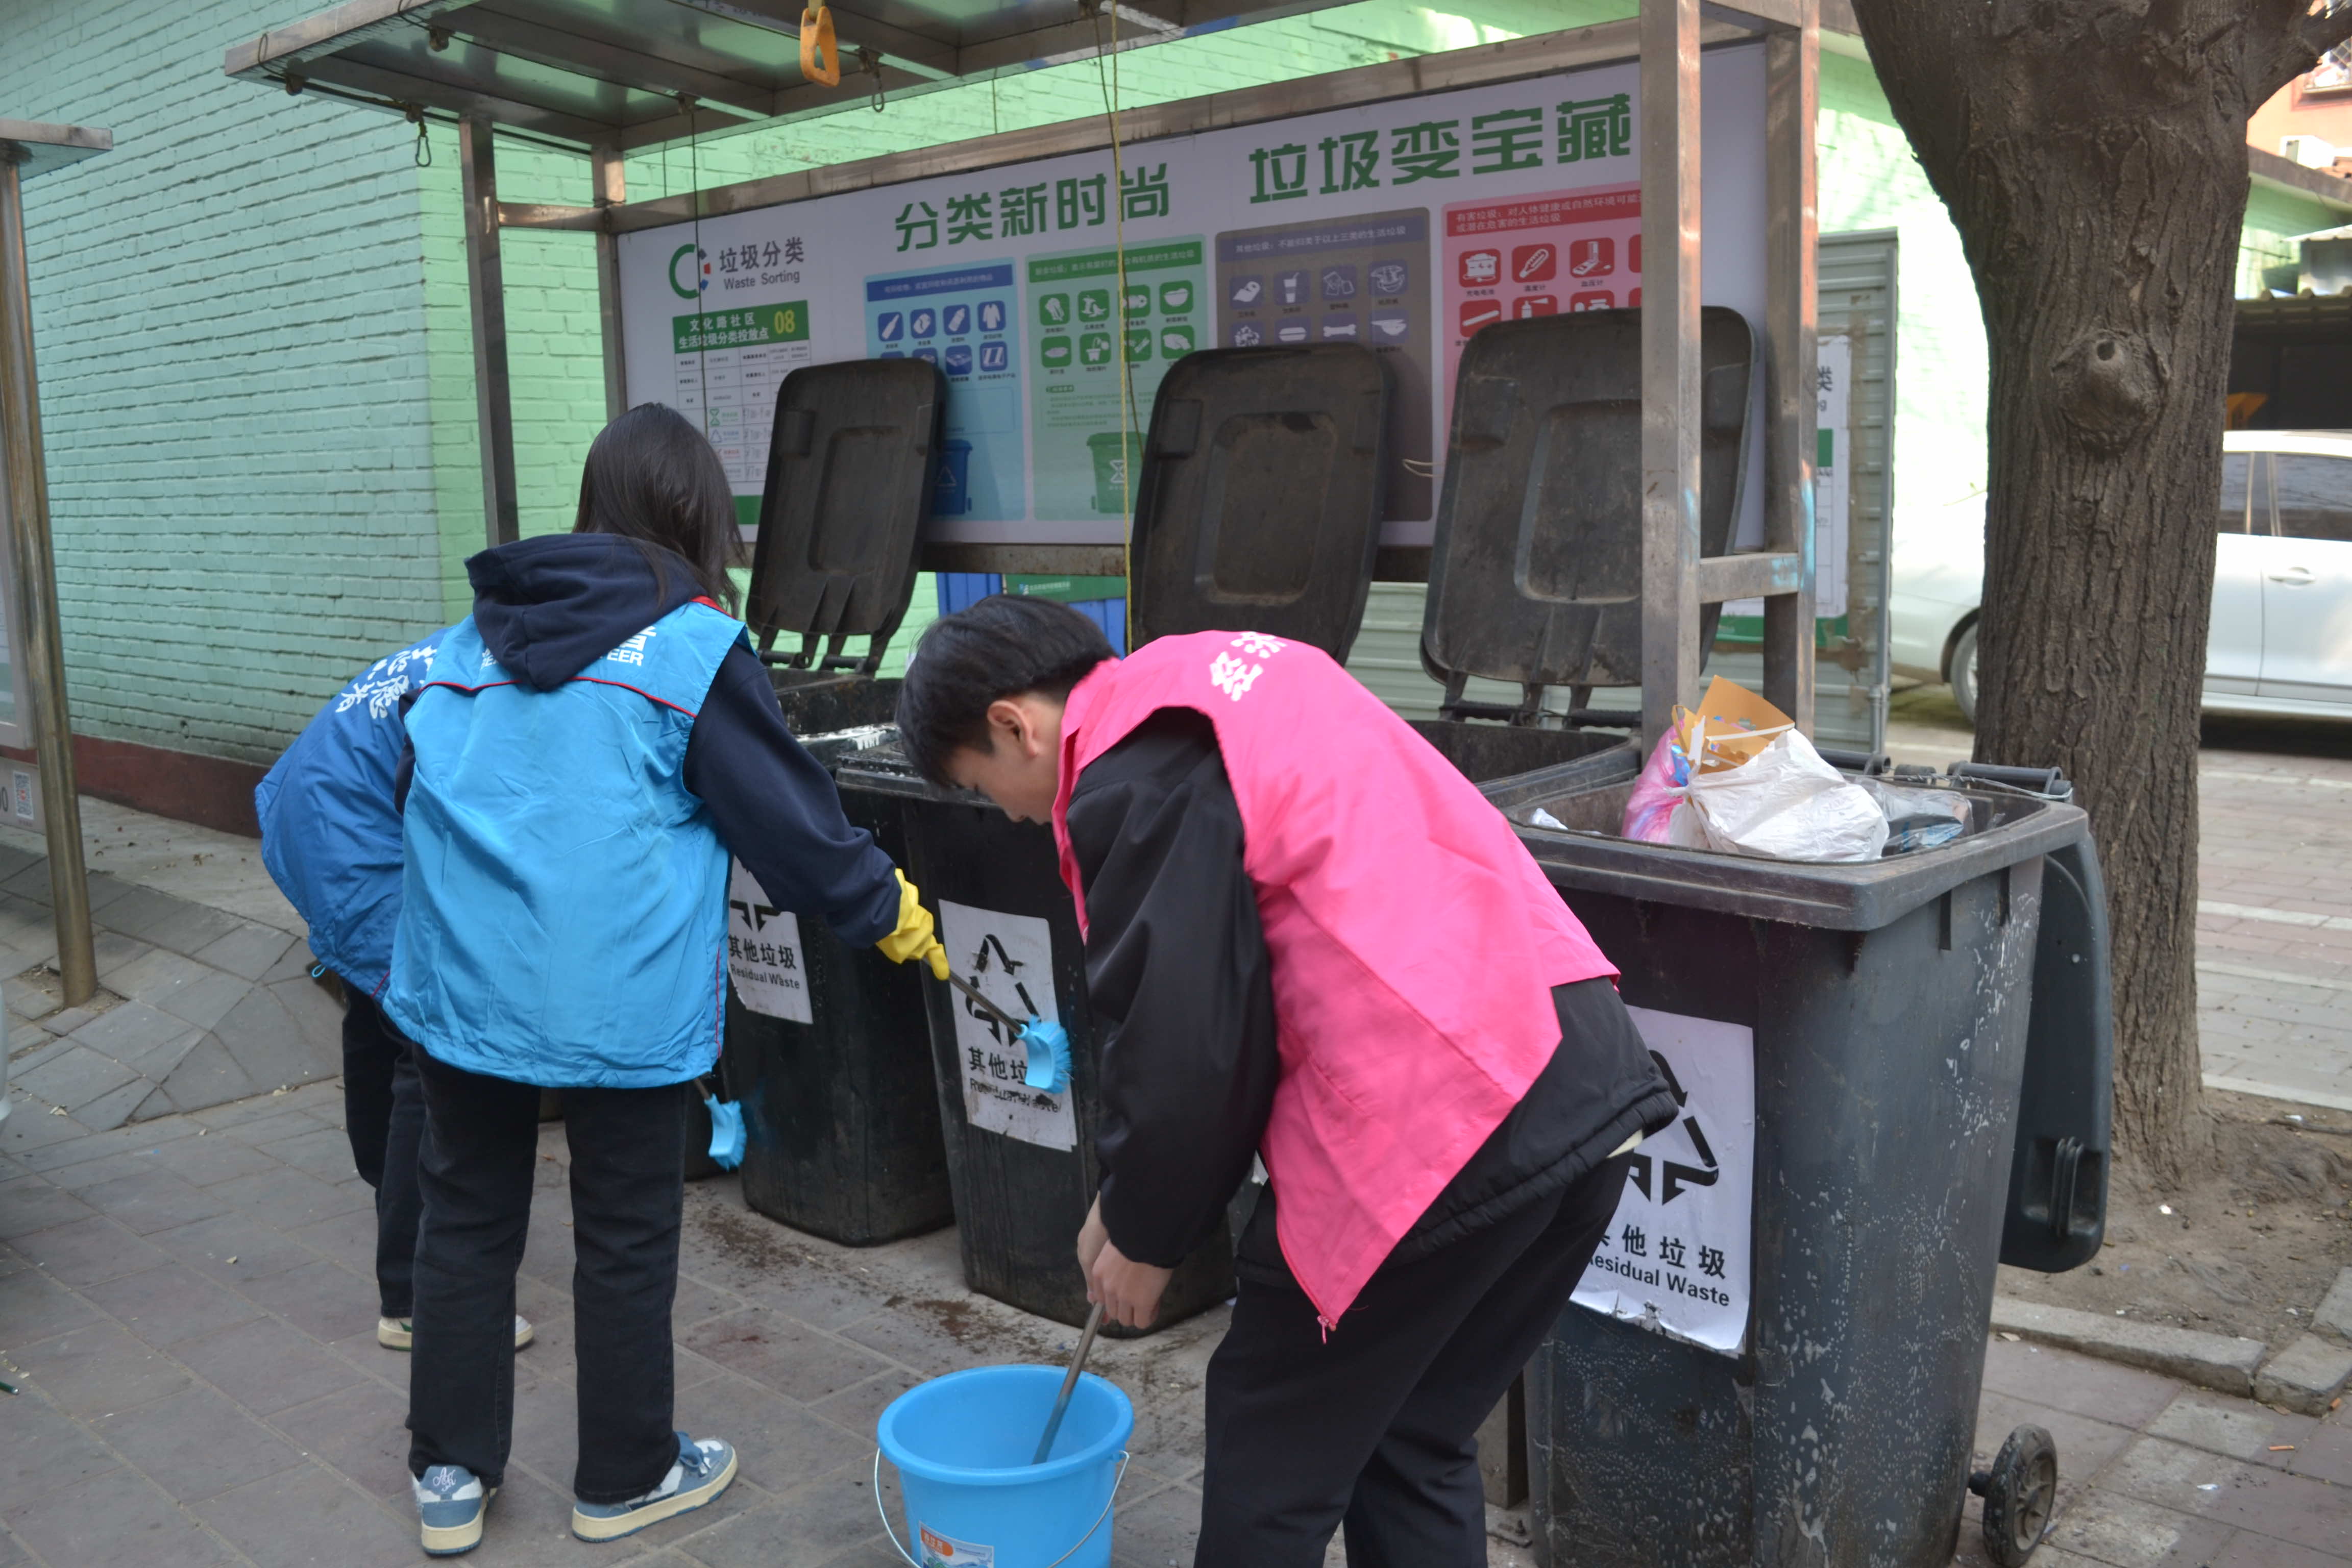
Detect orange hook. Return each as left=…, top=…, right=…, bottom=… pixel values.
left=800, top=5, right=841, bottom=87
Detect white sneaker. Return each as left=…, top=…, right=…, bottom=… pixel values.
left=414, top=1463, right=496, bottom=1556
left=571, top=1433, right=738, bottom=1541
left=378, top=1314, right=535, bottom=1351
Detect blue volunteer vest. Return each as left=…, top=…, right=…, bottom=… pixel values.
left=256, top=631, right=449, bottom=995
left=383, top=601, right=748, bottom=1088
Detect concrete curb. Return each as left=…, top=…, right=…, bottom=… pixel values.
left=2255, top=1333, right=2352, bottom=1415
left=1991, top=1297, right=2266, bottom=1396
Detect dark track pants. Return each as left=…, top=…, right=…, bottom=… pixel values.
left=1197, top=1156, right=1631, bottom=1567
left=340, top=990, right=424, bottom=1320
left=406, top=1045, right=688, bottom=1504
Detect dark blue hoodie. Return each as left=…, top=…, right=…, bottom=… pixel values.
left=406, top=532, right=901, bottom=948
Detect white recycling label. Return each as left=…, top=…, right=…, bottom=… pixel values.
left=917, top=1525, right=994, bottom=1566
left=1571, top=1007, right=1755, bottom=1355
left=724, top=860, right=812, bottom=1024
left=938, top=899, right=1076, bottom=1152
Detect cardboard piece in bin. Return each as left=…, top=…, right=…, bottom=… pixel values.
left=1675, top=676, right=1795, bottom=775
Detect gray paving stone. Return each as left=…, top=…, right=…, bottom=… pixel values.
left=209, top=983, right=338, bottom=1097
left=83, top=1259, right=264, bottom=1349
left=149, top=1128, right=281, bottom=1187
left=69, top=997, right=203, bottom=1065
left=15, top=1110, right=198, bottom=1174
left=8, top=1318, right=193, bottom=1415
left=175, top=1314, right=366, bottom=1417
left=146, top=1210, right=325, bottom=1288
left=270, top=1380, right=419, bottom=1502
left=6, top=1213, right=170, bottom=1287
left=2149, top=1388, right=2321, bottom=1466
left=1994, top=1297, right=2267, bottom=1397
left=234, top=1256, right=377, bottom=1344
left=257, top=1124, right=361, bottom=1184
left=145, top=902, right=255, bottom=964
left=672, top=1370, right=871, bottom=1495
left=75, top=1165, right=231, bottom=1236
left=0, top=1173, right=96, bottom=1239
left=32, top=1003, right=98, bottom=1037
left=658, top=1465, right=871, bottom=1568
left=154, top=967, right=258, bottom=1033
left=77, top=1073, right=163, bottom=1133
left=13, top=1041, right=137, bottom=1116
left=106, top=946, right=219, bottom=1008
left=96, top=1382, right=307, bottom=1503
left=206, top=1163, right=371, bottom=1233
left=192, top=1460, right=421, bottom=1568
left=260, top=939, right=322, bottom=987
left=2036, top=1488, right=2236, bottom=1568
left=33, top=1142, right=164, bottom=1190
left=2256, top=1334, right=2352, bottom=1417
left=90, top=883, right=197, bottom=941
left=0, top=1387, right=123, bottom=1498
left=4, top=1463, right=245, bottom=1567
left=681, top=1308, right=894, bottom=1404
left=192, top=923, right=299, bottom=984
left=90, top=924, right=153, bottom=974
left=0, top=1104, right=90, bottom=1155
left=2315, top=1268, right=2352, bottom=1343
left=0, top=1253, right=102, bottom=1349
left=158, top=1034, right=261, bottom=1114
left=284, top=1202, right=377, bottom=1278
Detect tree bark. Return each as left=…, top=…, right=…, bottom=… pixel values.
left=1846, top=1, right=2352, bottom=1184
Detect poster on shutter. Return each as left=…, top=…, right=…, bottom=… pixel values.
left=1570, top=1007, right=1754, bottom=1355
left=938, top=899, right=1076, bottom=1151
left=725, top=861, right=812, bottom=1024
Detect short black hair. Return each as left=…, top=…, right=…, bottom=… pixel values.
left=897, top=596, right=1115, bottom=787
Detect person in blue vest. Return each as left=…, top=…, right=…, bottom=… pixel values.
left=255, top=635, right=539, bottom=1360
left=386, top=404, right=947, bottom=1557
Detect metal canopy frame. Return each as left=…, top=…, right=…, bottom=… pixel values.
left=228, top=0, right=1818, bottom=745
left=0, top=119, right=109, bottom=1006
left=222, top=0, right=1330, bottom=153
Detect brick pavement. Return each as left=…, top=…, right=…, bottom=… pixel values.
left=2, top=1086, right=2346, bottom=1568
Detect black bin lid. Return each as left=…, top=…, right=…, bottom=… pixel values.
left=746, top=357, right=945, bottom=677
left=1422, top=307, right=1755, bottom=714
left=1130, top=345, right=1392, bottom=660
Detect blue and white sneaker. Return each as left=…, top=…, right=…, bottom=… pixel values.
left=413, top=1464, right=495, bottom=1556
left=570, top=1433, right=738, bottom=1541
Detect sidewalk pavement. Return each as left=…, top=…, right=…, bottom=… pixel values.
left=1887, top=691, right=2352, bottom=1114
left=2, top=1084, right=2346, bottom=1568
left=0, top=798, right=341, bottom=1134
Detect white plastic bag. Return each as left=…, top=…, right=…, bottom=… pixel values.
left=1679, top=729, right=1890, bottom=863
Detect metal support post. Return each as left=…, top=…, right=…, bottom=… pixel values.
left=460, top=117, right=520, bottom=547
left=0, top=150, right=96, bottom=1005
left=1638, top=0, right=1704, bottom=752
left=1761, top=1, right=1820, bottom=730
left=592, top=145, right=628, bottom=423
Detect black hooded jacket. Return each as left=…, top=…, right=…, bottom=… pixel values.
left=1067, top=708, right=1679, bottom=1282
left=398, top=533, right=901, bottom=946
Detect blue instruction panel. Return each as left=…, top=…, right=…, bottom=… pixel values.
left=866, top=261, right=1023, bottom=522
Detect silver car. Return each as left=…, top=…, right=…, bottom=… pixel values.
left=1890, top=430, right=2352, bottom=721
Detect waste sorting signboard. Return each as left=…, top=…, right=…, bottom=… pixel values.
left=725, top=860, right=812, bottom=1024
left=618, top=45, right=1769, bottom=549
left=937, top=900, right=1076, bottom=1151
left=1571, top=1007, right=1755, bottom=1355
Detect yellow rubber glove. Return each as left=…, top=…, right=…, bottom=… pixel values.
left=876, top=869, right=950, bottom=980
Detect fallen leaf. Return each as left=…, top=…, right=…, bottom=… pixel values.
left=2000, top=1332, right=2021, bottom=1342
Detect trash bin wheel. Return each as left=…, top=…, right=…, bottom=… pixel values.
left=1970, top=1424, right=2057, bottom=1567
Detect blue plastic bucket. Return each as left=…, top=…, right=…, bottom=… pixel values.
left=875, top=1366, right=1133, bottom=1568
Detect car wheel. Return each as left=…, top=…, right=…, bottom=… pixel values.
left=1950, top=621, right=1980, bottom=726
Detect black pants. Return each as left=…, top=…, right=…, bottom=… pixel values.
left=1197, top=1156, right=1631, bottom=1567
left=406, top=1045, right=688, bottom=1504
left=341, top=990, right=425, bottom=1319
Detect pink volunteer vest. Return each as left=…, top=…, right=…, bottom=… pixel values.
left=1051, top=630, right=1616, bottom=1327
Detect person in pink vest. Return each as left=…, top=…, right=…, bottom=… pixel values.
left=896, top=596, right=1678, bottom=1566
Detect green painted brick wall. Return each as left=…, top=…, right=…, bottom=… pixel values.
left=0, top=0, right=454, bottom=765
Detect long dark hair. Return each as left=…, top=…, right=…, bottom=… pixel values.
left=574, top=404, right=746, bottom=614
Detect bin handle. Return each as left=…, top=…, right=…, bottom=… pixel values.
left=873, top=1448, right=1130, bottom=1568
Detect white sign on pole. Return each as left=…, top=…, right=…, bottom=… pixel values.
left=1815, top=332, right=1852, bottom=620
left=617, top=45, right=1770, bottom=551
left=1571, top=1006, right=1755, bottom=1355
left=725, top=859, right=812, bottom=1024
left=938, top=898, right=1076, bottom=1151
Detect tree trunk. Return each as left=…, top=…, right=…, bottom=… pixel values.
left=1846, top=1, right=2352, bottom=1185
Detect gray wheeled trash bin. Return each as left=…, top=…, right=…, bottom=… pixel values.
left=842, top=344, right=1399, bottom=1330
left=1475, top=754, right=2105, bottom=1568
left=721, top=357, right=958, bottom=1246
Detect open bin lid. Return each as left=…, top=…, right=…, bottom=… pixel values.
left=1129, top=345, right=1392, bottom=660
left=1420, top=307, right=1755, bottom=720
left=746, top=357, right=945, bottom=678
